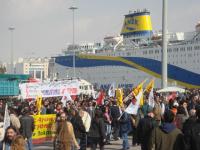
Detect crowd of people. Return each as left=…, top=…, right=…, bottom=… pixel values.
left=0, top=88, right=200, bottom=150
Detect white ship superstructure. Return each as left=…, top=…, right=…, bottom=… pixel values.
left=50, top=9, right=200, bottom=88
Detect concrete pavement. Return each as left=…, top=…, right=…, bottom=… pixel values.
left=33, top=138, right=141, bottom=150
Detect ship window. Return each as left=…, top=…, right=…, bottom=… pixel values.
left=173, top=48, right=179, bottom=52
left=187, top=47, right=192, bottom=51
left=194, top=46, right=200, bottom=50
left=167, top=48, right=172, bottom=52
left=155, top=50, right=159, bottom=54
left=149, top=50, right=153, bottom=54
left=180, top=47, right=185, bottom=51
left=143, top=51, right=147, bottom=55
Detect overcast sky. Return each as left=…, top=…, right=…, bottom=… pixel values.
left=0, top=0, right=200, bottom=63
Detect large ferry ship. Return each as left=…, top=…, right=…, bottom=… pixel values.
left=50, top=9, right=200, bottom=88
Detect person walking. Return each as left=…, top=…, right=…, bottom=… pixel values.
left=119, top=107, right=132, bottom=150
left=19, top=107, right=35, bottom=150
left=88, top=109, right=106, bottom=150
left=55, top=112, right=80, bottom=150
left=110, top=101, right=121, bottom=140
left=137, top=107, right=156, bottom=150
left=103, top=106, right=112, bottom=144
left=70, top=109, right=86, bottom=150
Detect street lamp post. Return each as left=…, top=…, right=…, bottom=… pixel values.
left=8, top=26, right=15, bottom=74
left=162, top=0, right=168, bottom=88
left=69, top=6, right=78, bottom=78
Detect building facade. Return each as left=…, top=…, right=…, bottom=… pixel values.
left=12, top=57, right=50, bottom=80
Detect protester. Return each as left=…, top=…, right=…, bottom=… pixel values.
left=70, top=108, right=86, bottom=150
left=88, top=109, right=106, bottom=150
left=184, top=107, right=200, bottom=150
left=79, top=107, right=91, bottom=133
left=55, top=112, right=80, bottom=150
left=153, top=95, right=162, bottom=126
left=102, top=106, right=112, bottom=144
left=9, top=108, right=21, bottom=131
left=119, top=106, right=132, bottom=150
left=86, top=101, right=95, bottom=119
left=137, top=107, right=156, bottom=150
left=73, top=105, right=90, bottom=150
left=0, top=84, right=200, bottom=150
left=110, top=101, right=121, bottom=140
left=19, top=107, right=35, bottom=150
left=41, top=99, right=50, bottom=114
left=149, top=110, right=184, bottom=150
left=54, top=102, right=63, bottom=115
left=10, top=135, right=26, bottom=150
left=0, top=113, right=4, bottom=141
left=175, top=100, right=189, bottom=130
left=0, top=126, right=18, bottom=150
left=130, top=114, right=138, bottom=146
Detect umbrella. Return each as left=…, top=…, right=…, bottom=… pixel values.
left=156, top=86, right=185, bottom=93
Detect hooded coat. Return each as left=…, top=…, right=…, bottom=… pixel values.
left=148, top=123, right=184, bottom=150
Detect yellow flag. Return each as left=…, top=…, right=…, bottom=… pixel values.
left=145, top=79, right=155, bottom=93
left=133, top=80, right=146, bottom=106
left=116, top=88, right=124, bottom=107
left=36, top=96, right=42, bottom=115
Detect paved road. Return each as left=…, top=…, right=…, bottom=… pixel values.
left=33, top=138, right=140, bottom=150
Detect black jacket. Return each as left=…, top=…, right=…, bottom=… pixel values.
left=88, top=117, right=106, bottom=140
left=137, top=115, right=156, bottom=146
left=110, top=105, right=121, bottom=120
left=71, top=114, right=86, bottom=138
left=119, top=112, right=132, bottom=134
left=182, top=116, right=196, bottom=134
left=184, top=119, right=200, bottom=150
left=20, top=115, right=35, bottom=138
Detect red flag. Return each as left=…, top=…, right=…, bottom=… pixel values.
left=96, top=91, right=105, bottom=106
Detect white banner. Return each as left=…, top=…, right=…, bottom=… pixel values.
left=125, top=89, right=143, bottom=115
left=19, top=80, right=80, bottom=99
